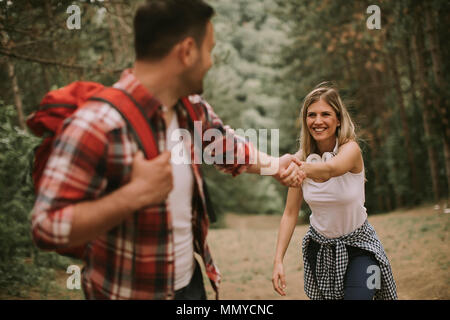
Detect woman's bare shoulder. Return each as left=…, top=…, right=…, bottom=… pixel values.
left=338, top=140, right=363, bottom=173
left=337, top=140, right=361, bottom=153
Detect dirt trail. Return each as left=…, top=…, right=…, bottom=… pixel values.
left=4, top=204, right=448, bottom=300
left=203, top=204, right=450, bottom=300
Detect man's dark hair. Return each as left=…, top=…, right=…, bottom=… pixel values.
left=134, top=0, right=215, bottom=61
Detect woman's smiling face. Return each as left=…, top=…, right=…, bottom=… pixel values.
left=306, top=99, right=340, bottom=144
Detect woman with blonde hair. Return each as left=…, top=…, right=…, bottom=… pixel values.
left=272, top=82, right=397, bottom=300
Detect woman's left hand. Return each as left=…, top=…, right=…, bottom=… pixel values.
left=272, top=261, right=287, bottom=296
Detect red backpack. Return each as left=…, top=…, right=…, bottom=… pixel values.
left=27, top=81, right=204, bottom=260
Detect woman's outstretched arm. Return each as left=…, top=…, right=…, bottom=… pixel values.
left=272, top=187, right=303, bottom=296
left=297, top=140, right=363, bottom=182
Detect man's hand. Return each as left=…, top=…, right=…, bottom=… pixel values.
left=129, top=151, right=173, bottom=209
left=273, top=154, right=305, bottom=188
left=68, top=151, right=173, bottom=247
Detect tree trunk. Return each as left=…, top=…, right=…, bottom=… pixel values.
left=424, top=5, right=450, bottom=199
left=412, top=26, right=441, bottom=202
left=114, top=3, right=131, bottom=48
left=41, top=66, right=51, bottom=93
left=6, top=61, right=26, bottom=129
left=367, top=68, right=395, bottom=212
left=1, top=31, right=26, bottom=129
left=404, top=37, right=419, bottom=112
left=367, top=135, right=386, bottom=212
left=388, top=52, right=420, bottom=203
left=104, top=3, right=121, bottom=65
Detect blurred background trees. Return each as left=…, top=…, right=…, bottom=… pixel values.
left=0, top=0, right=448, bottom=295
left=274, top=0, right=449, bottom=212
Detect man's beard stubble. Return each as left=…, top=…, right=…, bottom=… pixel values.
left=180, top=60, right=205, bottom=96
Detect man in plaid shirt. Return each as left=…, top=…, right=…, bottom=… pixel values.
left=31, top=0, right=303, bottom=300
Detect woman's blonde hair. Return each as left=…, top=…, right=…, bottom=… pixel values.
left=298, top=82, right=357, bottom=161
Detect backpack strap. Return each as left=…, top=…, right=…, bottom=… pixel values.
left=54, top=88, right=160, bottom=261
left=181, top=97, right=199, bottom=123
left=89, top=88, right=159, bottom=160
left=89, top=91, right=218, bottom=225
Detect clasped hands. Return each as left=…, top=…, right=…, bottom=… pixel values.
left=273, top=154, right=306, bottom=188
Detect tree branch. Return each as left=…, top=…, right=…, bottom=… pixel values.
left=0, top=49, right=126, bottom=74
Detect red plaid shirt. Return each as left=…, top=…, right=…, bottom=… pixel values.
left=31, top=69, right=254, bottom=299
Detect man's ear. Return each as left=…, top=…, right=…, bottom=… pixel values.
left=178, top=37, right=198, bottom=67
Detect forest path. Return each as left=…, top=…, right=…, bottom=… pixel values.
left=204, top=203, right=450, bottom=300
left=2, top=203, right=448, bottom=300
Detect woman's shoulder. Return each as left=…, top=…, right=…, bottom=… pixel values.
left=337, top=139, right=361, bottom=154
left=338, top=139, right=364, bottom=173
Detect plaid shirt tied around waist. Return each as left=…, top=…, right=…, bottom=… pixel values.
left=31, top=69, right=255, bottom=299
left=302, top=219, right=398, bottom=300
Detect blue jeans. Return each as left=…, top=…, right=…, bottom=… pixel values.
left=174, top=260, right=207, bottom=300
left=307, top=239, right=379, bottom=300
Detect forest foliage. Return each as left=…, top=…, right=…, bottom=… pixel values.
left=0, top=0, right=448, bottom=296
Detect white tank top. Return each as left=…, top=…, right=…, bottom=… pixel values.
left=302, top=141, right=368, bottom=239
left=166, top=116, right=195, bottom=290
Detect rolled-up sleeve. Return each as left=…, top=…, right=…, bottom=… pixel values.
left=31, top=109, right=108, bottom=250
left=191, top=96, right=256, bottom=176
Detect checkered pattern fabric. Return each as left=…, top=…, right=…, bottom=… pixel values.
left=302, top=220, right=397, bottom=300
left=31, top=69, right=254, bottom=299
